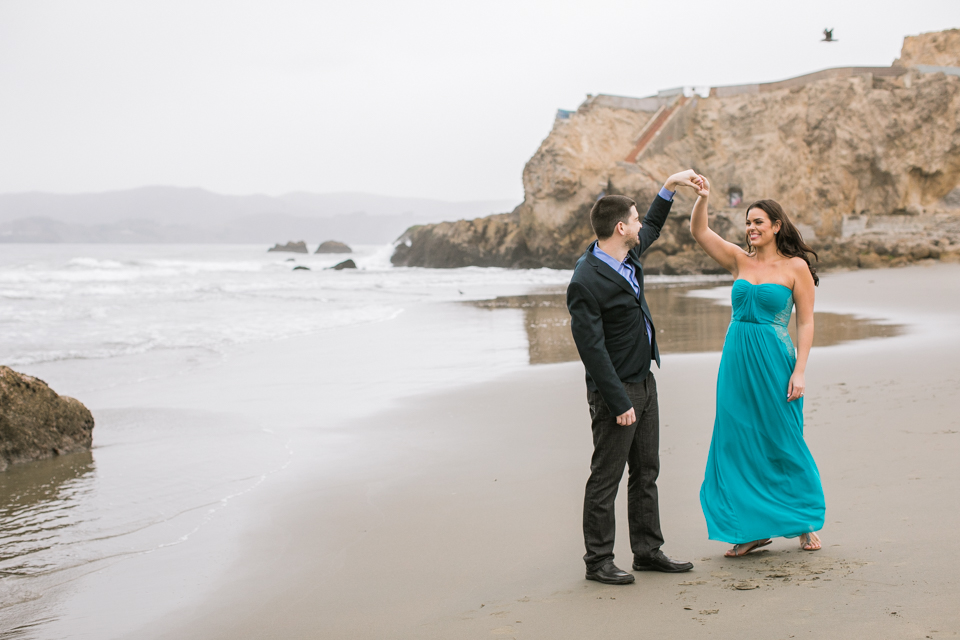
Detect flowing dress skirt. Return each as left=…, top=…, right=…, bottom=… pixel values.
left=700, top=281, right=825, bottom=543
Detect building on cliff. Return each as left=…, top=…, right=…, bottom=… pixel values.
left=392, top=28, right=960, bottom=273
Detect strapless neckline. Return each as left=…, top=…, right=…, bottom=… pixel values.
left=733, top=279, right=792, bottom=292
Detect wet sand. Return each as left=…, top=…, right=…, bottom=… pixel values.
left=137, top=263, right=960, bottom=640
left=471, top=283, right=903, bottom=364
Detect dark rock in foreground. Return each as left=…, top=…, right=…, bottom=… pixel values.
left=329, top=259, right=357, bottom=270
left=268, top=241, right=308, bottom=253
left=292, top=265, right=311, bottom=271
left=0, top=366, right=95, bottom=472
left=315, top=240, right=352, bottom=254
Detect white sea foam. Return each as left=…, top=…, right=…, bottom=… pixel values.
left=68, top=257, right=125, bottom=269
left=0, top=244, right=577, bottom=366
left=0, top=244, right=734, bottom=367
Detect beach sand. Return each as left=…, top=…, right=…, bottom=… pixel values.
left=133, top=263, right=960, bottom=639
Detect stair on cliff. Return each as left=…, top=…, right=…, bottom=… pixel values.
left=623, top=96, right=688, bottom=163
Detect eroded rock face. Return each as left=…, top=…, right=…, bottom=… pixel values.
left=627, top=69, right=960, bottom=273
left=268, top=241, right=308, bottom=253
left=393, top=29, right=960, bottom=271
left=896, top=28, right=960, bottom=68
left=392, top=213, right=538, bottom=268
left=0, top=367, right=95, bottom=471
left=316, top=240, right=352, bottom=254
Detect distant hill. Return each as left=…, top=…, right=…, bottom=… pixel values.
left=0, top=187, right=518, bottom=244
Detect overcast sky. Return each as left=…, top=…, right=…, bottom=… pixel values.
left=0, top=0, right=956, bottom=202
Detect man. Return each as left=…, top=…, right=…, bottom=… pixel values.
left=566, top=170, right=702, bottom=585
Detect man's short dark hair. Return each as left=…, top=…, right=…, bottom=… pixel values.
left=589, top=195, right=637, bottom=240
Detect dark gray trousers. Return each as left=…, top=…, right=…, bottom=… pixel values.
left=583, top=373, right=664, bottom=570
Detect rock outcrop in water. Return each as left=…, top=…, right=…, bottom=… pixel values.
left=0, top=367, right=95, bottom=472
left=392, top=29, right=960, bottom=272
left=315, top=240, right=352, bottom=254
left=268, top=241, right=308, bottom=253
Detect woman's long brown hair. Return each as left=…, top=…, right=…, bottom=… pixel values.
left=745, top=199, right=819, bottom=286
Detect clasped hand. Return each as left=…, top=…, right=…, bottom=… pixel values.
left=666, top=169, right=705, bottom=193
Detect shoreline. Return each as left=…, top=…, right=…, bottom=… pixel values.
left=130, top=263, right=960, bottom=639
left=1, top=298, right=537, bottom=639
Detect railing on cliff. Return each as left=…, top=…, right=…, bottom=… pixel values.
left=711, top=65, right=908, bottom=97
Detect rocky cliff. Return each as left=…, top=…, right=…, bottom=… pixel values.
left=0, top=367, right=95, bottom=471
left=896, top=28, right=960, bottom=68
left=393, top=29, right=960, bottom=272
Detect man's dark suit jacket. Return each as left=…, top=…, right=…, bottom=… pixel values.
left=566, top=194, right=673, bottom=416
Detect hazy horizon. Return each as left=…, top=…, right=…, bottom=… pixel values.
left=0, top=187, right=521, bottom=243
left=0, top=184, right=521, bottom=205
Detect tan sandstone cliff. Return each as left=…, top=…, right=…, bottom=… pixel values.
left=392, top=29, right=960, bottom=272
left=896, top=28, right=960, bottom=68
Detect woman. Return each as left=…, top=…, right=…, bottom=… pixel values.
left=690, top=177, right=825, bottom=557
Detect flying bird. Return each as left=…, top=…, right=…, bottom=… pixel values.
left=822, top=28, right=837, bottom=42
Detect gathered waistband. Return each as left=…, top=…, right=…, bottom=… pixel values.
left=730, top=318, right=781, bottom=327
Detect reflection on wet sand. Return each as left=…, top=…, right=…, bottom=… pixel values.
left=471, top=284, right=905, bottom=365
left=0, top=451, right=95, bottom=578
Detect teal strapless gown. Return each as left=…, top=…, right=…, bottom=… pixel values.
left=700, top=280, right=825, bottom=543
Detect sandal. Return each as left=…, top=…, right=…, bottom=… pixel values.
left=799, top=532, right=821, bottom=551
left=724, top=539, right=772, bottom=557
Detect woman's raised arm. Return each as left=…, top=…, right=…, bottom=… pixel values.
left=689, top=177, right=744, bottom=275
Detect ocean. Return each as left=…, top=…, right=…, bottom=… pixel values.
left=0, top=244, right=578, bottom=367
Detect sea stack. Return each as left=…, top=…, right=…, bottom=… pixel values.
left=0, top=366, right=95, bottom=472
left=316, top=240, right=352, bottom=254
left=268, top=241, right=308, bottom=253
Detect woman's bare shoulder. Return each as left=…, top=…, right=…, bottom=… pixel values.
left=727, top=248, right=752, bottom=275
left=787, top=257, right=814, bottom=285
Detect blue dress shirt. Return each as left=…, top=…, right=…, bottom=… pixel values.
left=592, top=244, right=654, bottom=346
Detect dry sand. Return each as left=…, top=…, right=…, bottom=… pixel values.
left=140, top=264, right=960, bottom=640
